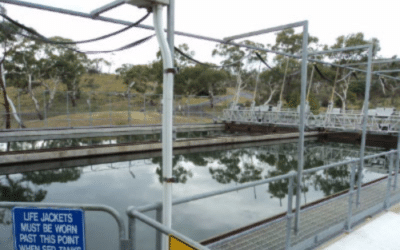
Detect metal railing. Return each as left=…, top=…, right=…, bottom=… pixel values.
left=126, top=148, right=400, bottom=250
left=221, top=108, right=400, bottom=133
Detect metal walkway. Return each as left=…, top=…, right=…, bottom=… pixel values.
left=205, top=177, right=398, bottom=250
left=222, top=109, right=400, bottom=134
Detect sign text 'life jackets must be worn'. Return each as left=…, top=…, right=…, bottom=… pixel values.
left=13, top=207, right=85, bottom=250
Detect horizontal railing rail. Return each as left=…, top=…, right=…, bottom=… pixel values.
left=126, top=148, right=399, bottom=250
left=128, top=209, right=210, bottom=250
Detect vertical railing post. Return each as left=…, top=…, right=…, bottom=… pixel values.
left=294, top=21, right=309, bottom=233
left=385, top=153, right=394, bottom=210
left=394, top=132, right=400, bottom=190
left=155, top=207, right=163, bottom=250
left=43, top=90, right=48, bottom=128
left=285, top=175, right=294, bottom=250
left=128, top=216, right=135, bottom=250
left=346, top=163, right=357, bottom=232
left=357, top=45, right=373, bottom=207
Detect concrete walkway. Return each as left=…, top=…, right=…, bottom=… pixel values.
left=320, top=203, right=400, bottom=250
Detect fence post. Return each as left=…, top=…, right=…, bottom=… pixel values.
left=66, top=91, right=71, bottom=127
left=285, top=175, right=294, bottom=250
left=89, top=92, right=93, bottom=127
left=43, top=90, right=48, bottom=128
left=128, top=217, right=135, bottom=250
left=394, top=133, right=400, bottom=190
left=385, top=153, right=394, bottom=210
left=109, top=94, right=112, bottom=126
left=155, top=207, right=162, bottom=250
left=144, top=94, right=147, bottom=124
left=346, top=163, right=357, bottom=232
left=18, top=89, right=21, bottom=128
left=212, top=96, right=215, bottom=123
left=188, top=96, right=190, bottom=120
left=128, top=92, right=131, bottom=125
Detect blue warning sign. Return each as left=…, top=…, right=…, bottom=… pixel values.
left=12, top=207, right=85, bottom=250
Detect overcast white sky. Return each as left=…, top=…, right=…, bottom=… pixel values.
left=1, top=0, right=400, bottom=73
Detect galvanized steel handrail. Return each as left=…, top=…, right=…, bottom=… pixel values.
left=129, top=149, right=399, bottom=215
left=0, top=201, right=129, bottom=250
left=128, top=172, right=298, bottom=213
left=129, top=210, right=210, bottom=250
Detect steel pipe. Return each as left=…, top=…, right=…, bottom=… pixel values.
left=153, top=5, right=174, bottom=250
left=223, top=20, right=307, bottom=41
left=356, top=45, right=373, bottom=206
left=294, top=20, right=308, bottom=233
left=130, top=210, right=210, bottom=250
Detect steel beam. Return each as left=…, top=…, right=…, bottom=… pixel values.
left=342, top=59, right=400, bottom=66
left=307, top=45, right=369, bottom=56
left=90, top=0, right=128, bottom=18
left=356, top=44, right=373, bottom=206
left=294, top=21, right=308, bottom=233
left=223, top=20, right=307, bottom=41
left=308, top=58, right=400, bottom=81
left=374, top=69, right=400, bottom=73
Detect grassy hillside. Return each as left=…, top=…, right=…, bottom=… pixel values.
left=1, top=73, right=249, bottom=129
left=6, top=72, right=397, bottom=129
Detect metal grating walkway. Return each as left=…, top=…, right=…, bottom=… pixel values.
left=206, top=178, right=397, bottom=250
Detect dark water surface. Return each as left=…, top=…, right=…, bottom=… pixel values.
left=0, top=139, right=388, bottom=249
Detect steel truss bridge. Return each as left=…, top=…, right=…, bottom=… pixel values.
left=221, top=108, right=400, bottom=133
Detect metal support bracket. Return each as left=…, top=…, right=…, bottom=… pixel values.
left=163, top=177, right=177, bottom=183
left=164, top=67, right=179, bottom=74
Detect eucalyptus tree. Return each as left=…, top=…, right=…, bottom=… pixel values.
left=175, top=64, right=228, bottom=107
left=212, top=40, right=268, bottom=106
left=0, top=16, right=26, bottom=128
left=6, top=39, right=46, bottom=119
left=116, top=63, right=153, bottom=95
left=327, top=33, right=380, bottom=111
left=43, top=37, right=89, bottom=107
left=271, top=28, right=320, bottom=108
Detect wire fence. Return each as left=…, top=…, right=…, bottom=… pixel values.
left=0, top=90, right=238, bottom=129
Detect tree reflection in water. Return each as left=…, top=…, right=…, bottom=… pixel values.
left=0, top=168, right=82, bottom=225
left=159, top=142, right=384, bottom=206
